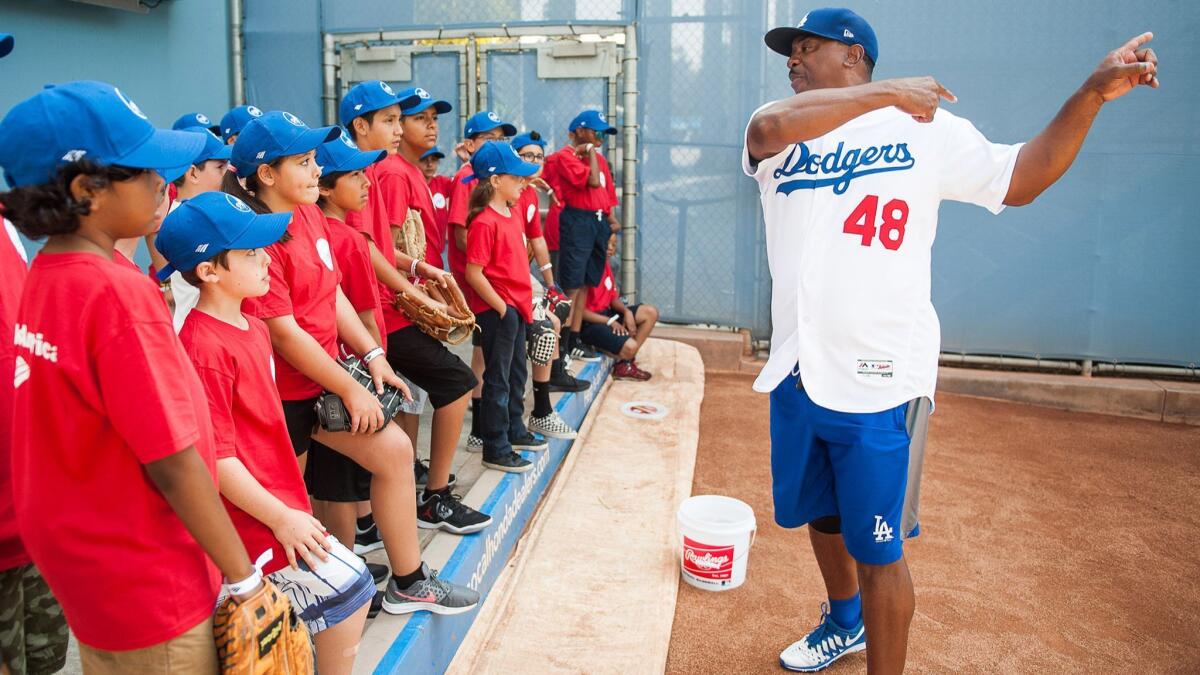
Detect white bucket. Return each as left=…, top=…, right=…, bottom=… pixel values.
left=676, top=495, right=756, bottom=592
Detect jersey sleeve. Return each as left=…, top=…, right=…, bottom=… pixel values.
left=742, top=102, right=787, bottom=183
left=466, top=218, right=497, bottom=268
left=95, top=320, right=203, bottom=464
left=553, top=151, right=591, bottom=188
left=936, top=110, right=1024, bottom=215
left=242, top=243, right=293, bottom=319
left=524, top=192, right=543, bottom=239
left=448, top=175, right=472, bottom=227
left=191, top=364, right=238, bottom=459
left=375, top=172, right=411, bottom=227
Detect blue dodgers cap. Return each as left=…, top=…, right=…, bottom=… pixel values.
left=189, top=129, right=234, bottom=163
left=219, top=104, right=263, bottom=142
left=396, top=86, right=452, bottom=115
left=511, top=131, right=546, bottom=151
left=0, top=34, right=13, bottom=59
left=568, top=109, right=616, bottom=135
left=464, top=111, right=517, bottom=138
left=172, top=112, right=220, bottom=133
left=338, top=80, right=419, bottom=127
left=230, top=111, right=340, bottom=176
left=155, top=191, right=291, bottom=281
left=462, top=140, right=540, bottom=184
left=420, top=147, right=445, bottom=160
left=764, top=7, right=879, bottom=64
left=0, top=80, right=206, bottom=188
left=315, top=130, right=386, bottom=174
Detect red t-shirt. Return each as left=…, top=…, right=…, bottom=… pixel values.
left=12, top=253, right=221, bottom=651
left=243, top=204, right=341, bottom=401
left=466, top=205, right=533, bottom=323
left=517, top=185, right=544, bottom=240
left=544, top=146, right=618, bottom=213
left=327, top=215, right=386, bottom=353
left=0, top=224, right=28, bottom=571
left=446, top=163, right=474, bottom=289
left=586, top=260, right=619, bottom=313
left=347, top=160, right=409, bottom=335
left=113, top=248, right=140, bottom=272
left=540, top=160, right=565, bottom=250
left=179, top=312, right=311, bottom=576
left=429, top=174, right=454, bottom=251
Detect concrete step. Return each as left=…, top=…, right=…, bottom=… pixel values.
left=654, top=325, right=748, bottom=372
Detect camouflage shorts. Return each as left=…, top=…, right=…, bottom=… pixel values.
left=0, top=564, right=68, bottom=675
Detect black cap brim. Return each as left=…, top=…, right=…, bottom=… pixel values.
left=764, top=27, right=808, bottom=56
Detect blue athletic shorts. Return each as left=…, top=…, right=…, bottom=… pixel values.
left=769, top=371, right=930, bottom=566
left=557, top=206, right=610, bottom=290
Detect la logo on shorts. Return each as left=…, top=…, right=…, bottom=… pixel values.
left=873, top=515, right=894, bottom=543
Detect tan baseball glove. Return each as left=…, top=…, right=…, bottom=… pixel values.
left=213, top=579, right=313, bottom=675
left=394, top=278, right=476, bottom=345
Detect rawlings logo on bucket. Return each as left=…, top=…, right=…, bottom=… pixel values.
left=682, top=536, right=734, bottom=581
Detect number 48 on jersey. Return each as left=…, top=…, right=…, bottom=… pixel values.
left=843, top=195, right=909, bottom=251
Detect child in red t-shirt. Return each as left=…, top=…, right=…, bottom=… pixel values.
left=0, top=81, right=258, bottom=671
left=464, top=141, right=549, bottom=472
left=224, top=110, right=480, bottom=616
left=580, top=234, right=657, bottom=380
left=420, top=146, right=454, bottom=245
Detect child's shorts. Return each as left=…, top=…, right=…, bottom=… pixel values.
left=579, top=305, right=642, bottom=356
left=396, top=374, right=427, bottom=416
left=0, top=563, right=68, bottom=675
left=260, top=538, right=374, bottom=635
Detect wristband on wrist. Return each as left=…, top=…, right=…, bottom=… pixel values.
left=225, top=549, right=272, bottom=596
left=409, top=259, right=420, bottom=277
left=363, top=347, right=385, bottom=364
left=539, top=262, right=552, bottom=271
left=606, top=315, right=619, bottom=326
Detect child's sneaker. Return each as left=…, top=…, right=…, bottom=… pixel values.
left=613, top=360, right=652, bottom=381
left=414, top=459, right=456, bottom=489
left=779, top=603, right=866, bottom=672
left=571, top=343, right=602, bottom=362
left=367, top=590, right=385, bottom=619
left=354, top=520, right=384, bottom=555
left=364, top=560, right=389, bottom=585
left=528, top=411, right=577, bottom=439
left=381, top=563, right=480, bottom=616
left=510, top=431, right=548, bottom=452
left=417, top=491, right=492, bottom=535
left=482, top=451, right=533, bottom=473
left=466, top=434, right=483, bottom=453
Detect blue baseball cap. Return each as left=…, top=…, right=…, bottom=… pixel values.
left=396, top=87, right=452, bottom=115
left=568, top=110, right=616, bottom=135
left=420, top=147, right=445, bottom=160
left=230, top=111, right=340, bottom=176
left=338, top=80, right=420, bottom=128
left=464, top=111, right=517, bottom=138
left=188, top=129, right=234, bottom=163
left=155, top=191, right=291, bottom=281
left=219, top=104, right=263, bottom=142
left=461, top=140, right=540, bottom=184
left=316, top=130, right=386, bottom=174
left=511, top=131, right=546, bottom=151
left=0, top=34, right=14, bottom=59
left=764, top=7, right=879, bottom=64
left=172, top=112, right=220, bottom=134
left=0, top=80, right=206, bottom=188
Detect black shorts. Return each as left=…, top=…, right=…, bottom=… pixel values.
left=579, top=304, right=640, bottom=356
left=304, top=441, right=372, bottom=502
left=386, top=326, right=477, bottom=409
left=557, top=207, right=610, bottom=290
left=282, top=397, right=320, bottom=456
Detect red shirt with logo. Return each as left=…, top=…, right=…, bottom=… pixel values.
left=544, top=146, right=618, bottom=213
left=467, top=205, right=533, bottom=323
left=179, top=311, right=310, bottom=576
left=0, top=222, right=28, bottom=571
left=243, top=204, right=341, bottom=401
left=347, top=160, right=409, bottom=335
left=371, top=155, right=443, bottom=334
left=446, top=163, right=474, bottom=289
left=540, top=161, right=565, bottom=250
left=586, top=260, right=619, bottom=313
left=517, top=185, right=543, bottom=240
left=428, top=174, right=454, bottom=250
left=12, top=252, right=221, bottom=651
left=326, top=214, right=386, bottom=352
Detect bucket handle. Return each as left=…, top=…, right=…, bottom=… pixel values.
left=730, top=528, right=757, bottom=564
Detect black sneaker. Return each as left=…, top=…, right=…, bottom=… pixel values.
left=482, top=451, right=533, bottom=473
left=367, top=590, right=385, bottom=619
left=414, top=458, right=457, bottom=490
left=571, top=343, right=602, bottom=362
left=510, top=431, right=548, bottom=452
left=417, top=491, right=493, bottom=535
left=366, top=561, right=389, bottom=585
left=354, top=521, right=384, bottom=555
left=549, top=370, right=589, bottom=393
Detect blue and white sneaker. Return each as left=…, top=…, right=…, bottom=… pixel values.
left=779, top=603, right=866, bottom=672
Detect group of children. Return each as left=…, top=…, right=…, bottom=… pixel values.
left=0, top=37, right=655, bottom=674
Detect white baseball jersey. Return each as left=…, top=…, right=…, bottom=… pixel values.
left=743, top=106, right=1023, bottom=413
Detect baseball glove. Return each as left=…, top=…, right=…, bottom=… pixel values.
left=314, top=354, right=409, bottom=432
left=544, top=286, right=571, bottom=324
left=394, top=279, right=476, bottom=345
left=393, top=207, right=427, bottom=265
left=213, top=579, right=313, bottom=675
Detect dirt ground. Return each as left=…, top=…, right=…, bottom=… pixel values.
left=667, top=373, right=1200, bottom=674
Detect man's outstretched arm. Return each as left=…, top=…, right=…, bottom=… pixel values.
left=1005, top=32, right=1158, bottom=206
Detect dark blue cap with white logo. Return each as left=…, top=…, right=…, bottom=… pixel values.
left=230, top=111, right=340, bottom=176
left=568, top=110, right=616, bottom=135
left=316, top=130, right=386, bottom=174
left=462, top=140, right=540, bottom=184
left=764, top=7, right=878, bottom=64
left=219, top=104, right=263, bottom=142
left=464, top=111, right=517, bottom=138
left=0, top=80, right=206, bottom=188
left=155, top=191, right=291, bottom=281
left=172, top=112, right=220, bottom=134
left=396, top=87, right=452, bottom=115
left=339, top=80, right=420, bottom=128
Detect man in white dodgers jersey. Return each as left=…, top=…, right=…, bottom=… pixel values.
left=743, top=7, right=1158, bottom=673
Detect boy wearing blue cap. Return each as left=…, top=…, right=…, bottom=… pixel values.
left=172, top=112, right=221, bottom=136
left=0, top=81, right=260, bottom=673
left=420, top=146, right=453, bottom=236
left=219, top=104, right=263, bottom=145
left=159, top=191, right=376, bottom=675
left=543, top=109, right=620, bottom=364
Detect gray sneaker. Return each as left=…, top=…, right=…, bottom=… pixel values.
left=381, top=562, right=480, bottom=616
